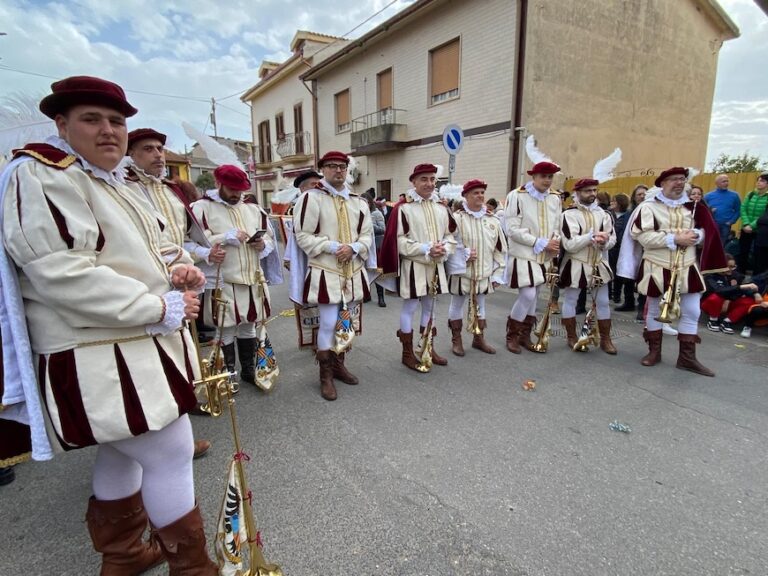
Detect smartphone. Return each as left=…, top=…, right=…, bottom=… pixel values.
left=247, top=229, right=266, bottom=243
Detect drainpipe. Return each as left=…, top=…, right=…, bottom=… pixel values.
left=509, top=0, right=528, bottom=190
left=299, top=55, right=319, bottom=165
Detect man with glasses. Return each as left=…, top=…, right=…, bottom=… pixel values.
left=291, top=151, right=374, bottom=400
left=620, top=167, right=726, bottom=376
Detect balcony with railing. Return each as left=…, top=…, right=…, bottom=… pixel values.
left=350, top=108, right=407, bottom=154
left=275, top=131, right=312, bottom=161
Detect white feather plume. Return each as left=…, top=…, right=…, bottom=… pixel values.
left=438, top=183, right=463, bottom=201
left=182, top=121, right=243, bottom=169
left=524, top=135, right=552, bottom=165
left=592, top=148, right=622, bottom=183
left=434, top=164, right=445, bottom=179
left=345, top=155, right=359, bottom=186
left=0, top=93, right=56, bottom=157
left=686, top=167, right=700, bottom=179
left=271, top=186, right=301, bottom=205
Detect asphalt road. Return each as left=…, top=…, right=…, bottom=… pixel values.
left=2, top=283, right=767, bottom=576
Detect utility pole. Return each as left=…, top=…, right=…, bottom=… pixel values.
left=210, top=97, right=218, bottom=138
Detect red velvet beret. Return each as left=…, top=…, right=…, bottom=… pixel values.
left=654, top=167, right=689, bottom=187
left=573, top=178, right=599, bottom=191
left=527, top=161, right=561, bottom=176
left=39, top=76, right=138, bottom=119
left=214, top=165, right=251, bottom=191
left=127, top=128, right=167, bottom=150
left=409, top=163, right=438, bottom=181
left=462, top=179, right=487, bottom=195
left=318, top=151, right=349, bottom=168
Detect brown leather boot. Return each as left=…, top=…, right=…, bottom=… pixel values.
left=562, top=317, right=578, bottom=350
left=506, top=317, right=522, bottom=354
left=676, top=334, right=715, bottom=377
left=155, top=505, right=218, bottom=575
left=316, top=350, right=337, bottom=400
left=448, top=319, right=465, bottom=356
left=640, top=329, right=662, bottom=366
left=193, top=439, right=211, bottom=459
left=85, top=492, right=165, bottom=576
left=397, top=330, right=420, bottom=371
left=471, top=319, right=496, bottom=354
left=597, top=319, right=617, bottom=355
left=332, top=352, right=359, bottom=385
left=520, top=315, right=537, bottom=351
left=421, top=326, right=448, bottom=366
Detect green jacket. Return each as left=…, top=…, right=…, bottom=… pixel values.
left=740, top=189, right=768, bottom=229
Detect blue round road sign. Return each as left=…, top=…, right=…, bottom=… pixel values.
left=442, top=124, right=464, bottom=155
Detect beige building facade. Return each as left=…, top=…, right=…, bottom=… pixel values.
left=302, top=0, right=739, bottom=201
left=241, top=31, right=349, bottom=208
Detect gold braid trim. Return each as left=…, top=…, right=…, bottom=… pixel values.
left=20, top=150, right=77, bottom=169
left=334, top=195, right=353, bottom=279
left=0, top=452, right=31, bottom=467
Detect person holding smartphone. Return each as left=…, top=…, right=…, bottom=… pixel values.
left=191, top=164, right=282, bottom=386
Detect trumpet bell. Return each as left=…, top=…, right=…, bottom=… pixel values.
left=531, top=343, right=548, bottom=353
left=416, top=363, right=432, bottom=373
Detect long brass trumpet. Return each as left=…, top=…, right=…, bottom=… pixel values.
left=574, top=244, right=604, bottom=352
left=189, top=271, right=283, bottom=575
left=416, top=263, right=440, bottom=372
left=655, top=198, right=698, bottom=324
left=532, top=259, right=560, bottom=353
left=466, top=262, right=482, bottom=335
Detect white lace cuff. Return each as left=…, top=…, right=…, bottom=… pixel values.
left=327, top=241, right=340, bottom=254
left=225, top=229, right=242, bottom=246
left=463, top=247, right=472, bottom=261
left=533, top=237, right=549, bottom=254
left=146, top=291, right=186, bottom=336
left=693, top=228, right=704, bottom=245
left=665, top=233, right=678, bottom=251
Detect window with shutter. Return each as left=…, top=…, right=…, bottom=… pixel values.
left=429, top=38, right=460, bottom=105
left=335, top=89, right=351, bottom=133
left=377, top=68, right=393, bottom=111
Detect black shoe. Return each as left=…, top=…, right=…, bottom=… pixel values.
left=615, top=303, right=636, bottom=312
left=378, top=297, right=386, bottom=308
left=0, top=466, right=15, bottom=486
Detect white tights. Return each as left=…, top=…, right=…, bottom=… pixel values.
left=91, top=415, right=195, bottom=528
left=316, top=303, right=339, bottom=351
left=562, top=285, right=611, bottom=320
left=220, top=322, right=256, bottom=345
left=448, top=294, right=487, bottom=321
left=510, top=286, right=539, bottom=321
left=646, top=293, right=700, bottom=335
left=400, top=296, right=437, bottom=333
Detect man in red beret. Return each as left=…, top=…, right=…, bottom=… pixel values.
left=558, top=178, right=618, bottom=353
left=446, top=179, right=507, bottom=356
left=191, top=164, right=282, bottom=387
left=379, top=163, right=457, bottom=371
left=619, top=167, right=727, bottom=375
left=503, top=161, right=562, bottom=353
left=0, top=76, right=218, bottom=572
left=125, top=128, right=227, bottom=457
left=291, top=151, right=375, bottom=400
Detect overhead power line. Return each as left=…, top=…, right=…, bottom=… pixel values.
left=216, top=0, right=403, bottom=101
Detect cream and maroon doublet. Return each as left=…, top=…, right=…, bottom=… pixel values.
left=192, top=195, right=274, bottom=327
left=292, top=184, right=373, bottom=304
left=504, top=185, right=562, bottom=288
left=2, top=153, right=200, bottom=451
left=449, top=207, right=506, bottom=295
left=630, top=198, right=705, bottom=297
left=396, top=195, right=457, bottom=298
left=559, top=204, right=616, bottom=288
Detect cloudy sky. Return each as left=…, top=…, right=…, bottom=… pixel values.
left=0, top=0, right=765, bottom=168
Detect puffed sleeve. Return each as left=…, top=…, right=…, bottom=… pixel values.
left=505, top=190, right=537, bottom=247
left=2, top=162, right=166, bottom=328
left=293, top=191, right=335, bottom=257
left=630, top=204, right=670, bottom=249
